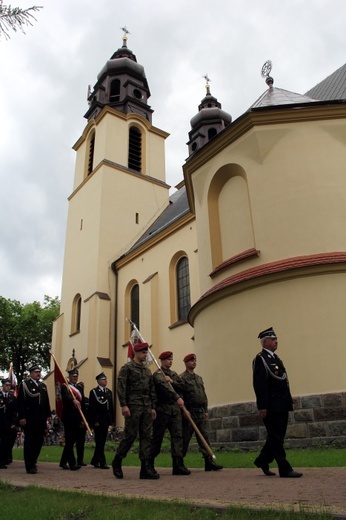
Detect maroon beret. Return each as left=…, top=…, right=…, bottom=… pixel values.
left=183, top=353, right=196, bottom=363
left=159, top=351, right=173, bottom=360
left=133, top=342, right=149, bottom=352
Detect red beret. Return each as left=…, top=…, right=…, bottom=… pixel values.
left=183, top=353, right=196, bottom=363
left=159, top=351, right=173, bottom=360
left=133, top=342, right=149, bottom=352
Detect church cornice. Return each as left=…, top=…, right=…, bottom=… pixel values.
left=183, top=102, right=346, bottom=213
left=68, top=158, right=170, bottom=201
left=73, top=105, right=169, bottom=151
left=188, top=252, right=346, bottom=325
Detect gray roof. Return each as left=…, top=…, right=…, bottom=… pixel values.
left=250, top=86, right=316, bottom=109
left=305, top=63, right=346, bottom=101
left=122, top=64, right=346, bottom=258
left=125, top=186, right=190, bottom=255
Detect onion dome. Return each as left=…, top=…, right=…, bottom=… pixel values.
left=84, top=30, right=153, bottom=122
left=187, top=77, right=232, bottom=156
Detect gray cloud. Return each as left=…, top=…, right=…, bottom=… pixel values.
left=1, top=0, right=345, bottom=302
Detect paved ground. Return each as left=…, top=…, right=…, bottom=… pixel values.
left=1, top=461, right=346, bottom=518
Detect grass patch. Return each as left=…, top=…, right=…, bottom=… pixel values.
left=12, top=444, right=346, bottom=468
left=0, top=481, right=334, bottom=519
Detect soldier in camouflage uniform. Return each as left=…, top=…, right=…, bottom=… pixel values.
left=112, top=341, right=159, bottom=480
left=151, top=351, right=190, bottom=476
left=180, top=353, right=223, bottom=471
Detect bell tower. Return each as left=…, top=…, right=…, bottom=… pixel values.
left=52, top=31, right=170, bottom=387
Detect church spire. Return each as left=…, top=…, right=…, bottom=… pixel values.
left=84, top=28, right=153, bottom=122
left=187, top=75, right=232, bottom=156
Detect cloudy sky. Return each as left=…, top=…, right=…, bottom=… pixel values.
left=1, top=0, right=345, bottom=304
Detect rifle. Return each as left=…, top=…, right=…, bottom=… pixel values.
left=126, top=318, right=216, bottom=460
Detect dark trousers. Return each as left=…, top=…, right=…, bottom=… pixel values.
left=182, top=414, right=210, bottom=457
left=76, top=426, right=86, bottom=464
left=23, top=422, right=46, bottom=471
left=0, top=428, right=12, bottom=465
left=115, top=406, right=152, bottom=461
left=257, top=411, right=292, bottom=476
left=60, top=423, right=86, bottom=467
left=91, top=425, right=108, bottom=466
left=151, top=411, right=183, bottom=459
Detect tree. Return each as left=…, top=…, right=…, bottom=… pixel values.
left=0, top=295, right=60, bottom=383
left=0, top=3, right=42, bottom=39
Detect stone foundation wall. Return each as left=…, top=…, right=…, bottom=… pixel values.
left=207, top=391, right=346, bottom=449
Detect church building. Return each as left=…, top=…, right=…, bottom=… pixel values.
left=50, top=33, right=346, bottom=444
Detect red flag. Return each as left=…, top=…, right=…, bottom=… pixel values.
left=52, top=357, right=67, bottom=420
left=9, top=363, right=18, bottom=397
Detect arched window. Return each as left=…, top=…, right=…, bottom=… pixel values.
left=87, top=131, right=95, bottom=175
left=110, top=79, right=120, bottom=102
left=128, top=127, right=142, bottom=172
left=176, top=257, right=191, bottom=321
left=208, top=128, right=217, bottom=140
left=71, top=294, right=82, bottom=334
left=130, top=284, right=140, bottom=329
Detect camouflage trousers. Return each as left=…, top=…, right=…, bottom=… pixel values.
left=151, top=410, right=184, bottom=458
left=182, top=412, right=210, bottom=457
left=116, top=405, right=153, bottom=461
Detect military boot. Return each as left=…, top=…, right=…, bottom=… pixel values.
left=112, top=454, right=123, bottom=479
left=140, top=460, right=160, bottom=479
left=204, top=455, right=223, bottom=471
left=172, top=456, right=191, bottom=475
left=148, top=458, right=158, bottom=476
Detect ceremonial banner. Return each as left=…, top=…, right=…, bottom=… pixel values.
left=9, top=362, right=18, bottom=397
left=52, top=356, right=66, bottom=419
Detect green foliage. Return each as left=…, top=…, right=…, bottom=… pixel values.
left=0, top=295, right=60, bottom=381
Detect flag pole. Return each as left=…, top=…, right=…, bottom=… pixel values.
left=49, top=351, right=92, bottom=437
left=126, top=319, right=216, bottom=459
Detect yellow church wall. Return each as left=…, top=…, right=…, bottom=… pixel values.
left=72, top=108, right=168, bottom=188
left=113, top=218, right=198, bottom=423
left=186, top=115, right=346, bottom=296
left=192, top=270, right=346, bottom=408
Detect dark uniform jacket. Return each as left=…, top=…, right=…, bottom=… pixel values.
left=88, top=386, right=114, bottom=427
left=117, top=360, right=156, bottom=409
left=0, top=391, right=17, bottom=429
left=180, top=370, right=208, bottom=416
left=252, top=350, right=293, bottom=412
left=153, top=368, right=184, bottom=415
left=61, top=382, right=87, bottom=425
left=17, top=378, right=51, bottom=425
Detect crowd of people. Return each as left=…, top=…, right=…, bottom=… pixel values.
left=0, top=327, right=302, bottom=479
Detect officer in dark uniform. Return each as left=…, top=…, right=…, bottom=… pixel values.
left=59, top=368, right=87, bottom=471
left=151, top=351, right=190, bottom=476
left=0, top=379, right=17, bottom=468
left=17, top=364, right=51, bottom=474
left=88, top=372, right=114, bottom=469
left=180, top=353, right=223, bottom=471
left=112, top=341, right=159, bottom=480
left=253, top=327, right=302, bottom=478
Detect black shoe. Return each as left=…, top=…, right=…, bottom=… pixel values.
left=172, top=457, right=190, bottom=476
left=59, top=464, right=69, bottom=470
left=280, top=470, right=303, bottom=478
left=204, top=456, right=223, bottom=471
left=70, top=465, right=81, bottom=471
left=140, top=460, right=160, bottom=480
left=112, top=455, right=123, bottom=479
left=99, top=465, right=110, bottom=469
left=0, top=465, right=7, bottom=469
left=254, top=458, right=276, bottom=476
left=78, top=462, right=87, bottom=466
left=93, top=464, right=100, bottom=468
left=26, top=467, right=37, bottom=474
